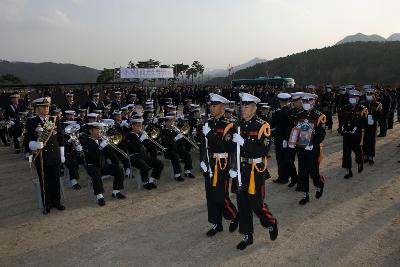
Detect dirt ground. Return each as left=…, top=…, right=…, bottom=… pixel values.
left=0, top=118, right=399, bottom=267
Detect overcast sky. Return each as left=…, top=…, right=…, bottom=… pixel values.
left=0, top=0, right=399, bottom=71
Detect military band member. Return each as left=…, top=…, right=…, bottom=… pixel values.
left=87, top=92, right=104, bottom=113
left=200, top=93, right=239, bottom=237
left=360, top=87, right=382, bottom=165
left=4, top=93, right=25, bottom=153
left=61, top=92, right=76, bottom=115
left=80, top=122, right=126, bottom=206
left=0, top=108, right=10, bottom=146
left=125, top=119, right=164, bottom=190
left=76, top=108, right=87, bottom=126
left=232, top=92, right=278, bottom=250
left=26, top=97, right=65, bottom=214
left=289, top=93, right=326, bottom=205
left=160, top=114, right=195, bottom=181
left=341, top=90, right=368, bottom=179
left=111, top=91, right=123, bottom=114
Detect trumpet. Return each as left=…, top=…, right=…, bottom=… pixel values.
left=173, top=123, right=199, bottom=150
left=142, top=128, right=166, bottom=152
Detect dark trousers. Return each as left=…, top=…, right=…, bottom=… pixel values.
left=363, top=126, right=377, bottom=158
left=379, top=113, right=389, bottom=135
left=86, top=164, right=124, bottom=195
left=275, top=140, right=286, bottom=180
left=204, top=164, right=238, bottom=224
left=35, top=162, right=61, bottom=208
left=10, top=123, right=23, bottom=150
left=388, top=111, right=395, bottom=129
left=342, top=134, right=363, bottom=170
left=130, top=155, right=164, bottom=182
left=64, top=154, right=80, bottom=181
left=237, top=162, right=277, bottom=235
left=164, top=148, right=192, bottom=174
left=0, top=128, right=8, bottom=145
left=297, top=148, right=324, bottom=193
left=275, top=140, right=297, bottom=182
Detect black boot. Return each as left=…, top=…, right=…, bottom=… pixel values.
left=175, top=175, right=184, bottom=182
left=143, top=183, right=153, bottom=190
left=315, top=186, right=324, bottom=199
left=273, top=178, right=288, bottom=184
left=72, top=183, right=81, bottom=190
left=269, top=221, right=278, bottom=241
left=53, top=204, right=66, bottom=211
left=229, top=217, right=239, bottom=232
left=299, top=192, right=310, bottom=205
left=358, top=163, right=363, bottom=173
left=184, top=172, right=195, bottom=178
left=206, top=223, right=223, bottom=237
left=344, top=169, right=353, bottom=179
left=97, top=198, right=106, bottom=206
left=288, top=180, right=297, bottom=188
left=236, top=234, right=253, bottom=250
left=112, top=192, right=126, bottom=199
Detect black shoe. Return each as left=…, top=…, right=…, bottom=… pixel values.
left=288, top=180, right=297, bottom=188
left=299, top=193, right=310, bottom=205
left=15, top=149, right=20, bottom=154
left=269, top=221, right=278, bottom=241
left=97, top=198, right=106, bottom=206
left=184, top=172, right=195, bottom=178
left=175, top=175, right=184, bottom=182
left=43, top=207, right=51, bottom=214
left=273, top=178, right=288, bottom=184
left=344, top=170, right=353, bottom=179
left=358, top=163, right=363, bottom=173
left=363, top=158, right=369, bottom=163
left=236, top=234, right=253, bottom=250
left=112, top=192, right=126, bottom=199
left=206, top=223, right=223, bottom=237
left=369, top=159, right=374, bottom=165
left=149, top=182, right=157, bottom=189
left=315, top=186, right=324, bottom=199
left=72, top=183, right=81, bottom=190
left=229, top=218, right=239, bottom=233
left=295, top=186, right=301, bottom=192
left=53, top=204, right=66, bottom=211
left=143, top=183, right=153, bottom=190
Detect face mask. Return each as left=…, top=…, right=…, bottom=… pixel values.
left=303, top=103, right=312, bottom=111
left=349, top=98, right=357, bottom=105
left=366, top=95, right=373, bottom=101
left=340, top=90, right=346, bottom=95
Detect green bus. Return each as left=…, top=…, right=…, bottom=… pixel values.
left=231, top=76, right=295, bottom=88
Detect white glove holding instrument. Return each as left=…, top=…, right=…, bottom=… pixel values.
left=305, top=145, right=313, bottom=151
left=125, top=168, right=131, bottom=177
left=229, top=169, right=237, bottom=178
left=9, top=121, right=15, bottom=126
left=202, top=124, right=211, bottom=136
left=367, top=115, right=374, bottom=125
left=60, top=146, right=65, bottom=163
left=29, top=141, right=44, bottom=151
left=282, top=140, right=288, bottom=148
left=232, top=133, right=244, bottom=146
left=76, top=144, right=83, bottom=152
left=174, top=133, right=184, bottom=141
left=351, top=127, right=357, bottom=134
left=120, top=120, right=129, bottom=127
left=100, top=139, right=109, bottom=149
left=289, top=143, right=295, bottom=149
left=140, top=134, right=148, bottom=142
left=200, top=161, right=208, bottom=173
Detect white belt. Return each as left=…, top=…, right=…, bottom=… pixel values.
left=241, top=157, right=262, bottom=164
left=213, top=153, right=228, bottom=159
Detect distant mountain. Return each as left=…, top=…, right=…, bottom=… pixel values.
left=387, top=33, right=400, bottom=41
left=209, top=42, right=400, bottom=85
left=336, top=33, right=386, bottom=45
left=206, top=57, right=266, bottom=78
left=0, top=60, right=100, bottom=84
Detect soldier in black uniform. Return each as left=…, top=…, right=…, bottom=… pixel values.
left=341, top=90, right=368, bottom=179
left=359, top=87, right=382, bottom=165
left=87, top=92, right=104, bottom=113
left=0, top=108, right=10, bottom=146
left=377, top=89, right=391, bottom=137
left=160, top=114, right=195, bottom=181
left=199, top=93, right=239, bottom=237
left=80, top=122, right=126, bottom=206
left=110, top=91, right=123, bottom=114
left=270, top=93, right=294, bottom=184
left=4, top=93, right=26, bottom=153
left=232, top=92, right=278, bottom=250
left=61, top=92, right=77, bottom=115
left=290, top=93, right=326, bottom=205
left=26, top=97, right=65, bottom=214
left=76, top=108, right=86, bottom=126
left=125, top=118, right=164, bottom=190
left=336, top=87, right=348, bottom=133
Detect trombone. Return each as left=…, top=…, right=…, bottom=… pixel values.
left=101, top=131, right=130, bottom=159
left=142, top=128, right=167, bottom=152
left=173, top=123, right=199, bottom=150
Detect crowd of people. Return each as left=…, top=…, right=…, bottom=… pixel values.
left=0, top=83, right=399, bottom=250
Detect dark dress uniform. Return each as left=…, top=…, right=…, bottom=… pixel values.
left=235, top=116, right=278, bottom=244
left=80, top=136, right=125, bottom=197
left=125, top=131, right=164, bottom=187
left=26, top=115, right=64, bottom=211
left=294, top=109, right=326, bottom=204
left=61, top=101, right=77, bottom=115
left=0, top=110, right=10, bottom=145
left=87, top=100, right=104, bottom=113
left=341, top=103, right=368, bottom=176
left=4, top=103, right=25, bottom=152
left=377, top=92, right=391, bottom=137
left=359, top=99, right=382, bottom=163
left=110, top=100, right=123, bottom=114
left=200, top=116, right=238, bottom=234
left=64, top=132, right=81, bottom=188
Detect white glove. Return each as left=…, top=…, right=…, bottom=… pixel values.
left=229, top=169, right=237, bottom=178
left=200, top=161, right=208, bottom=173
left=282, top=140, right=288, bottom=148
left=60, top=146, right=65, bottom=163
left=351, top=127, right=357, bottom=134
left=289, top=144, right=295, bottom=149
left=9, top=121, right=15, bottom=126
left=100, top=139, right=109, bottom=148
left=76, top=144, right=83, bottom=152
left=121, top=120, right=128, bottom=127
left=140, top=134, right=148, bottom=142
left=125, top=168, right=131, bottom=176
left=305, top=145, right=313, bottom=151
left=202, top=124, right=211, bottom=136
left=29, top=141, right=44, bottom=151
left=367, top=115, right=374, bottom=125
left=174, top=133, right=184, bottom=141
left=232, top=133, right=244, bottom=146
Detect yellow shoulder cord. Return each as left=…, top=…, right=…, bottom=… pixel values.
left=223, top=123, right=234, bottom=137
left=317, top=114, right=326, bottom=126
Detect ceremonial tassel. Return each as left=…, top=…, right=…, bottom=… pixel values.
left=248, top=161, right=256, bottom=195
left=212, top=157, right=219, bottom=187
left=318, top=144, right=324, bottom=164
